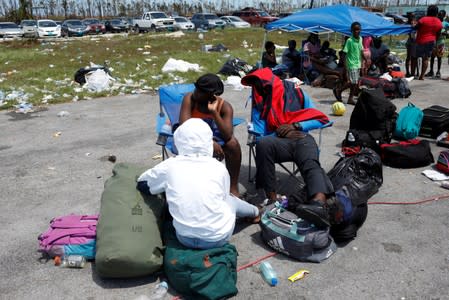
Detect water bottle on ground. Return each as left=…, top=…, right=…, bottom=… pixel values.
left=59, top=255, right=86, bottom=268
left=259, top=261, right=278, bottom=286
left=347, top=131, right=356, bottom=147
left=148, top=281, right=168, bottom=299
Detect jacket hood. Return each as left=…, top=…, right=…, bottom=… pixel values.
left=174, top=118, right=213, bottom=157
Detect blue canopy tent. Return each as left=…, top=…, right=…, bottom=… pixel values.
left=265, top=4, right=412, bottom=37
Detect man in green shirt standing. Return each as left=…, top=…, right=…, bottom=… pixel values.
left=333, top=22, right=364, bottom=105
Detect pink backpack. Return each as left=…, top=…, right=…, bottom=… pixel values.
left=38, top=214, right=98, bottom=259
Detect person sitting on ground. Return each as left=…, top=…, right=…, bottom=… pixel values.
left=413, top=4, right=442, bottom=80
left=304, top=35, right=342, bottom=81
left=179, top=73, right=242, bottom=197
left=262, top=41, right=277, bottom=69
left=426, top=10, right=447, bottom=78
left=281, top=39, right=302, bottom=77
left=333, top=22, right=366, bottom=105
left=137, top=118, right=260, bottom=249
left=370, top=37, right=390, bottom=74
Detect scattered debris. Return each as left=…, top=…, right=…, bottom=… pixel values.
left=162, top=58, right=201, bottom=73
left=53, top=131, right=62, bottom=137
left=57, top=111, right=70, bottom=117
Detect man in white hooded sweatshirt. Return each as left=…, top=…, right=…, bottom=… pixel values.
left=137, top=118, right=260, bottom=249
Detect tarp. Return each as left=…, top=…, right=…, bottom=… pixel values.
left=265, top=5, right=412, bottom=37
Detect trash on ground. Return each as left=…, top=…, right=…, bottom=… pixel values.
left=224, top=76, right=245, bottom=91
left=53, top=132, right=62, bottom=137
left=15, top=102, right=34, bottom=114
left=162, top=58, right=201, bottom=73
left=84, top=69, right=115, bottom=92
left=57, top=111, right=70, bottom=117
left=288, top=269, right=309, bottom=282
left=422, top=169, right=449, bottom=181
left=152, top=153, right=162, bottom=160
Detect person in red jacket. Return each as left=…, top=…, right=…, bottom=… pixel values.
left=414, top=5, right=443, bottom=80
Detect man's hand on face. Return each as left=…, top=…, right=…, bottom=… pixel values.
left=213, top=141, right=225, bottom=161
left=207, top=96, right=220, bottom=116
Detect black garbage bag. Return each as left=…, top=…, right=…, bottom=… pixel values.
left=327, top=148, right=383, bottom=206
left=218, top=58, right=254, bottom=77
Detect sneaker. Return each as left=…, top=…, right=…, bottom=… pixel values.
left=296, top=199, right=330, bottom=228
left=436, top=72, right=441, bottom=79
left=425, top=71, right=434, bottom=77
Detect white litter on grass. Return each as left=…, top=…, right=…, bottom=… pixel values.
left=198, top=33, right=204, bottom=40
left=74, top=87, right=83, bottom=93
left=162, top=58, right=202, bottom=73
left=42, top=95, right=54, bottom=103
left=145, top=58, right=152, bottom=62
left=49, top=64, right=55, bottom=68
left=45, top=78, right=53, bottom=82
left=142, top=51, right=151, bottom=55
left=224, top=76, right=245, bottom=91
left=84, top=69, right=115, bottom=92
left=137, top=48, right=144, bottom=51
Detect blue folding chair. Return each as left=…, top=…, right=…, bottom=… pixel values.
left=245, top=86, right=333, bottom=183
left=156, top=83, right=245, bottom=160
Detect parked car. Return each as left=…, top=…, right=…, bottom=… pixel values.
left=232, top=8, right=278, bottom=26
left=82, top=18, right=106, bottom=34
left=104, top=19, right=128, bottom=33
left=220, top=16, right=250, bottom=28
left=173, top=16, right=195, bottom=30
left=278, top=12, right=293, bottom=18
left=0, top=22, right=24, bottom=38
left=61, top=19, right=89, bottom=37
left=191, top=13, right=226, bottom=30
left=116, top=17, right=131, bottom=30
left=37, top=19, right=61, bottom=38
left=374, top=12, right=394, bottom=22
left=385, top=13, right=407, bottom=24
left=19, top=19, right=37, bottom=37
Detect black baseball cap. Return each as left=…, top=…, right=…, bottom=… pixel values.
left=194, top=73, right=224, bottom=95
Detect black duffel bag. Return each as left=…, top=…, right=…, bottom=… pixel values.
left=380, top=139, right=434, bottom=168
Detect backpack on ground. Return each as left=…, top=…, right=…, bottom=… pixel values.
left=38, top=214, right=98, bottom=259
left=436, top=150, right=449, bottom=174
left=350, top=87, right=397, bottom=146
left=95, top=163, right=165, bottom=278
left=394, top=102, right=423, bottom=140
left=260, top=202, right=337, bottom=263
left=163, top=221, right=238, bottom=300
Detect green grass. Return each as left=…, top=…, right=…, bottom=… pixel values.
left=0, top=29, right=408, bottom=110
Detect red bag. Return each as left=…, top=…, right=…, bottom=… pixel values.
left=436, top=150, right=449, bottom=174
left=380, top=139, right=434, bottom=168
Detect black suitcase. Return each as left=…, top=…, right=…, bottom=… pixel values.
left=419, top=105, right=449, bottom=138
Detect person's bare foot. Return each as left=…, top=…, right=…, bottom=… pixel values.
left=418, top=76, right=424, bottom=80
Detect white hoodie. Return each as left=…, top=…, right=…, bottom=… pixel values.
left=138, top=118, right=235, bottom=242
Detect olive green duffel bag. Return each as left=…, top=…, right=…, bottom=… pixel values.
left=95, top=163, right=164, bottom=278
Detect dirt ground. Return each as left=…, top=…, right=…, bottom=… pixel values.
left=1, top=68, right=449, bottom=299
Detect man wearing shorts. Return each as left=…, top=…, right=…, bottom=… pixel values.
left=414, top=5, right=442, bottom=80
left=426, top=10, right=447, bottom=78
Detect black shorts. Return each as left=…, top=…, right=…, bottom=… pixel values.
left=416, top=41, right=435, bottom=58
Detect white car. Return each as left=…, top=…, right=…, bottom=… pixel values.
left=20, top=20, right=38, bottom=38
left=173, top=16, right=195, bottom=30
left=374, top=12, right=394, bottom=22
left=0, top=22, right=24, bottom=38
left=37, top=19, right=61, bottom=38
left=220, top=16, right=251, bottom=28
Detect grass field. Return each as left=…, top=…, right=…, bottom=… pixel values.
left=0, top=28, right=407, bottom=110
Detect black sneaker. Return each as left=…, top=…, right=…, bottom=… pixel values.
left=436, top=72, right=441, bottom=79
left=296, top=200, right=330, bottom=228
left=425, top=71, right=434, bottom=77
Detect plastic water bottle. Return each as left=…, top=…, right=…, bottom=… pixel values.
left=148, top=281, right=168, bottom=299
left=347, top=131, right=356, bottom=147
left=59, top=255, right=86, bottom=268
left=259, top=261, right=278, bottom=286
left=156, top=124, right=172, bottom=145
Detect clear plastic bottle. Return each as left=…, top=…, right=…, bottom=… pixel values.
left=60, top=255, right=86, bottom=268
left=148, top=281, right=168, bottom=300
left=156, top=124, right=172, bottom=145
left=347, top=131, right=356, bottom=147
left=259, top=261, right=278, bottom=286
